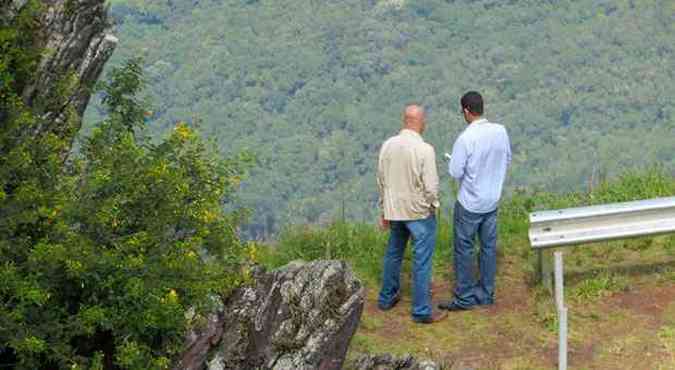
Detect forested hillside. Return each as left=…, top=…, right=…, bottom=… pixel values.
left=86, top=0, right=675, bottom=237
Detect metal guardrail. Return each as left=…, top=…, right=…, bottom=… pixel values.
left=528, top=196, right=675, bottom=370
left=529, top=196, right=675, bottom=249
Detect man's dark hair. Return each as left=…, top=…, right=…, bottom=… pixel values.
left=460, top=91, right=483, bottom=115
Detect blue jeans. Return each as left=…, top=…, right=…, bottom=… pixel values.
left=452, top=201, right=498, bottom=308
left=378, top=215, right=436, bottom=320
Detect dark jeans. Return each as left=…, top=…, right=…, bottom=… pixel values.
left=378, top=215, right=436, bottom=320
left=452, top=201, right=498, bottom=308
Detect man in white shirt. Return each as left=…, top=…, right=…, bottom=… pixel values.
left=376, top=105, right=447, bottom=324
left=439, top=92, right=512, bottom=311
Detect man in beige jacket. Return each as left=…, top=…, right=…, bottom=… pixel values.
left=376, top=105, right=446, bottom=324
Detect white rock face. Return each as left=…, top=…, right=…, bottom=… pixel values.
left=1, top=0, right=116, bottom=147
left=350, top=353, right=441, bottom=370
left=174, top=260, right=365, bottom=370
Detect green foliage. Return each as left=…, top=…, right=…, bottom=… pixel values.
left=0, top=0, right=52, bottom=215
left=570, top=273, right=629, bottom=302
left=657, top=324, right=675, bottom=368
left=1, top=4, right=88, bottom=364
left=0, top=0, right=41, bottom=98
left=1, top=58, right=252, bottom=369
left=589, top=167, right=675, bottom=204
left=95, top=58, right=147, bottom=132
left=86, top=0, right=675, bottom=236
left=264, top=222, right=387, bottom=283
left=500, top=166, right=675, bottom=230
left=1, top=17, right=67, bottom=370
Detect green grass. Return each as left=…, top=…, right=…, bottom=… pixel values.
left=258, top=222, right=388, bottom=284
left=570, top=273, right=630, bottom=302
left=262, top=167, right=675, bottom=283
left=658, top=327, right=675, bottom=369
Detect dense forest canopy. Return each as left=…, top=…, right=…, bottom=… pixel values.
left=86, top=0, right=675, bottom=237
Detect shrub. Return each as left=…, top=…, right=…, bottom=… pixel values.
left=0, top=59, right=252, bottom=369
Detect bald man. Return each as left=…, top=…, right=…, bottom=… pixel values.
left=376, top=105, right=446, bottom=324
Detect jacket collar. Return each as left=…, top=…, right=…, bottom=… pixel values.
left=400, top=128, right=422, bottom=139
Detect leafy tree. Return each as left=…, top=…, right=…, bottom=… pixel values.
left=1, top=57, right=252, bottom=369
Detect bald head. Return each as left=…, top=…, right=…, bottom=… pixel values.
left=403, top=105, right=426, bottom=134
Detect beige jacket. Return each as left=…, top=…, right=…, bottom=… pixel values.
left=377, top=129, right=440, bottom=221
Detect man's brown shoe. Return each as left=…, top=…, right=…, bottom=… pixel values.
left=438, top=300, right=472, bottom=312
left=377, top=294, right=400, bottom=311
left=412, top=310, right=448, bottom=324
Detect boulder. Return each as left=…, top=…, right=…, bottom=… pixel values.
left=175, top=260, right=365, bottom=370
left=349, top=353, right=440, bottom=370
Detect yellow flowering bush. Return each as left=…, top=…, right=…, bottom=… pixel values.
left=1, top=59, right=252, bottom=369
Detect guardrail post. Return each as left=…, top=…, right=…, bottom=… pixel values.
left=554, top=251, right=567, bottom=370
left=559, top=306, right=568, bottom=370
left=536, top=249, right=553, bottom=292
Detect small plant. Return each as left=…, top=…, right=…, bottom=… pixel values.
left=664, top=236, right=675, bottom=256
left=533, top=293, right=558, bottom=333
left=571, top=273, right=629, bottom=302
left=657, top=325, right=675, bottom=366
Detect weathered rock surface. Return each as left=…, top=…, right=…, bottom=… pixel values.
left=1, top=0, right=116, bottom=142
left=174, top=260, right=365, bottom=370
left=348, top=353, right=440, bottom=370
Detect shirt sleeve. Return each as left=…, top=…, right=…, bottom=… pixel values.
left=422, top=145, right=440, bottom=209
left=505, top=130, right=512, bottom=167
left=376, top=142, right=386, bottom=214
left=448, top=135, right=468, bottom=180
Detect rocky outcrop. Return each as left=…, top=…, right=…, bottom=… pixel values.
left=174, top=260, right=365, bottom=370
left=348, top=354, right=440, bottom=370
left=1, top=0, right=116, bottom=142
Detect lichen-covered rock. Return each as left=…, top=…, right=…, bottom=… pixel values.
left=349, top=353, right=440, bottom=370
left=1, top=0, right=116, bottom=143
left=173, top=260, right=365, bottom=370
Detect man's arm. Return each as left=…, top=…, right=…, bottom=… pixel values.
left=448, top=135, right=468, bottom=180
left=505, top=130, right=512, bottom=168
left=377, top=144, right=386, bottom=211
left=376, top=142, right=389, bottom=229
left=422, top=145, right=440, bottom=210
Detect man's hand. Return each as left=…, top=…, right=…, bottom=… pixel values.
left=379, top=215, right=390, bottom=231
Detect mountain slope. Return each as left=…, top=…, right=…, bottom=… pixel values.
left=85, top=0, right=675, bottom=236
